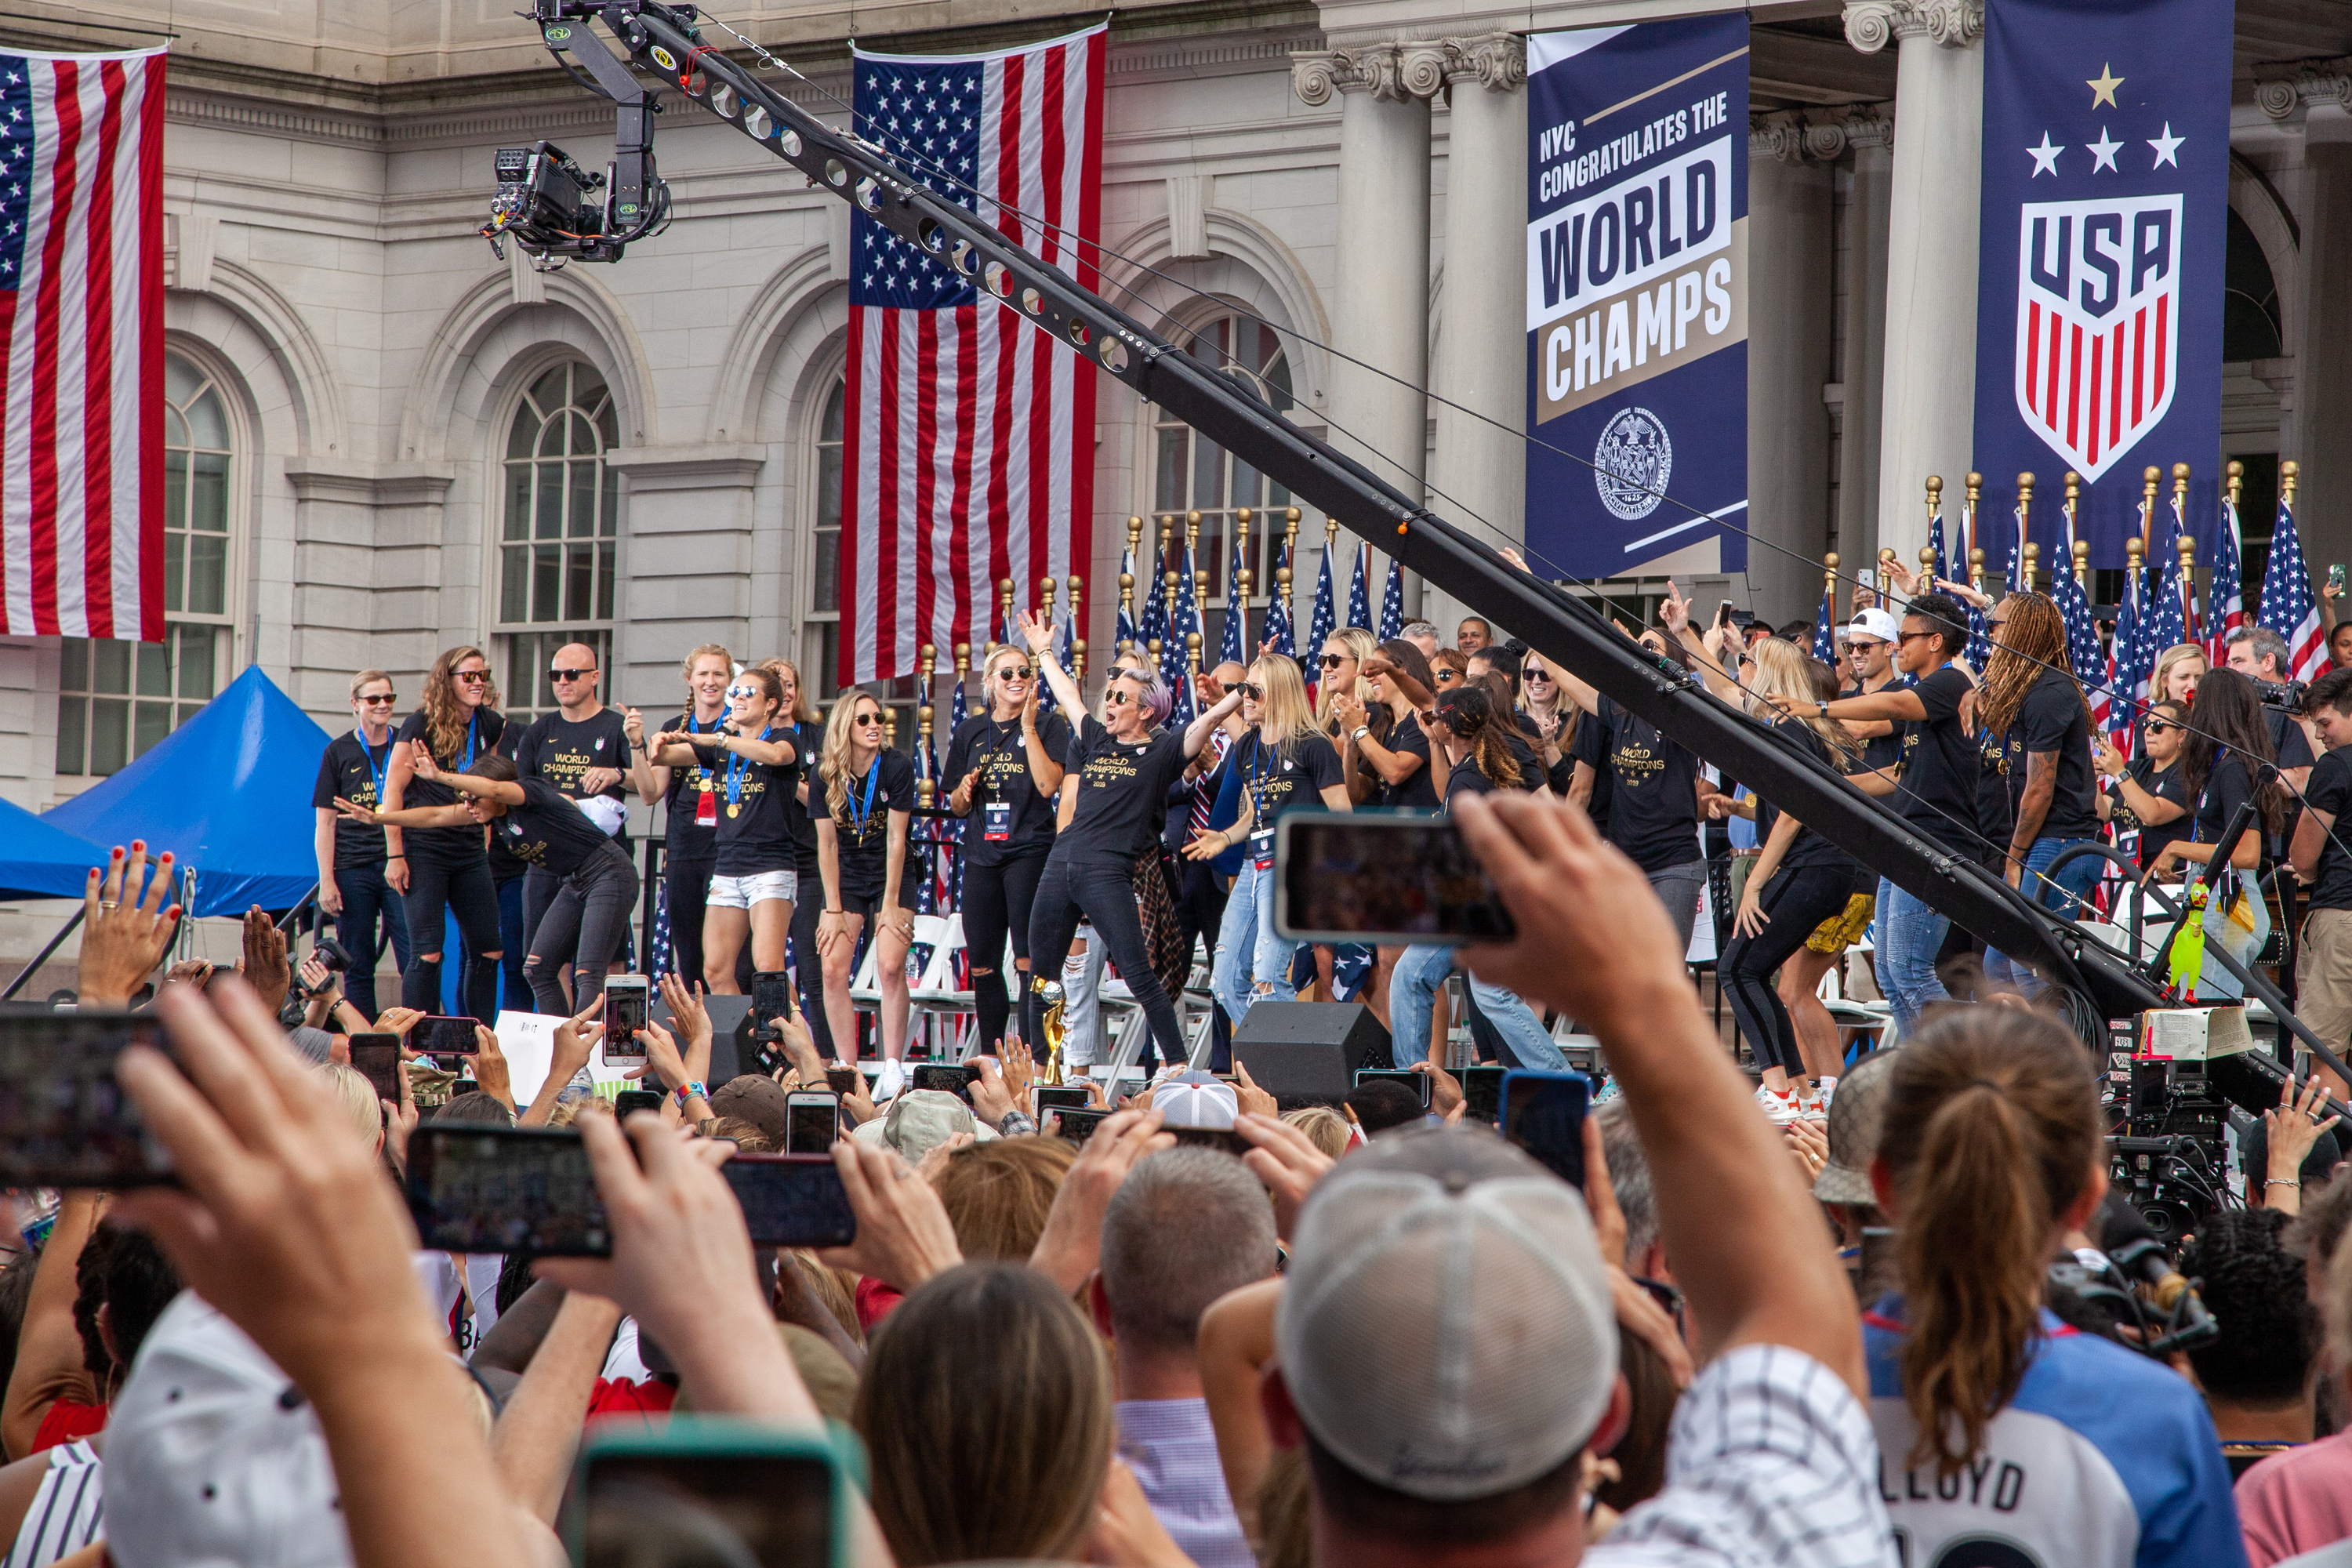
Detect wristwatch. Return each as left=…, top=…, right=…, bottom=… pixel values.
left=1817, top=702, right=1829, bottom=718
left=674, top=1080, right=709, bottom=1110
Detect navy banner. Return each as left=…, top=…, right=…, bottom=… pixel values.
left=1525, top=14, right=1748, bottom=579
left=1973, top=0, right=2232, bottom=567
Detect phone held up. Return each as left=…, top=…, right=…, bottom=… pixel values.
left=784, top=1093, right=840, bottom=1155
left=1275, top=811, right=1514, bottom=947
left=407, top=1125, right=609, bottom=1257
left=1500, top=1069, right=1589, bottom=1190
left=413, top=1014, right=480, bottom=1056
left=565, top=1415, right=858, bottom=1568
left=348, top=1033, right=405, bottom=1106
left=602, top=975, right=651, bottom=1063
left=0, top=1012, right=175, bottom=1188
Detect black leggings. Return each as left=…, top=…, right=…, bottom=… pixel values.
left=663, top=855, right=713, bottom=989
left=525, top=851, right=641, bottom=1018
left=963, top=851, right=1047, bottom=1051
left=402, top=847, right=503, bottom=1023
left=1719, top=863, right=1853, bottom=1078
left=1026, top=852, right=1185, bottom=1070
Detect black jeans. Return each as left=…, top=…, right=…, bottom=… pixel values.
left=663, top=855, right=713, bottom=991
left=331, top=862, right=412, bottom=1021
left=1168, top=855, right=1231, bottom=1066
left=1719, top=863, right=1853, bottom=1078
left=963, top=850, right=1048, bottom=1051
left=525, top=848, right=641, bottom=1018
left=1027, top=852, right=1186, bottom=1071
left=401, top=846, right=503, bottom=1023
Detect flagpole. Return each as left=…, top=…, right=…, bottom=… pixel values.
left=1233, top=506, right=1251, bottom=657
left=2016, top=472, right=2034, bottom=593
left=1964, top=470, right=1981, bottom=571
left=1925, top=474, right=1943, bottom=586
left=2063, top=470, right=2080, bottom=553
left=2142, top=466, right=2161, bottom=561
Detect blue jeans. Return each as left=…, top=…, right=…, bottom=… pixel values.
left=331, top=863, right=412, bottom=1022
left=1386, top=943, right=1569, bottom=1071
left=1877, top=876, right=1951, bottom=1036
left=1984, top=837, right=2106, bottom=996
left=1212, top=862, right=1298, bottom=1027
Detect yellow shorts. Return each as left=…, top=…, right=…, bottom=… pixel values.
left=1806, top=893, right=1875, bottom=955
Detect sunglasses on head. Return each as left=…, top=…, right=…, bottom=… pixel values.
left=358, top=693, right=397, bottom=706
left=548, top=666, right=595, bottom=682
left=453, top=669, right=490, bottom=684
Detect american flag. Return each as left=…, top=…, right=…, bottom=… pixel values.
left=1263, top=527, right=1294, bottom=658
left=2053, top=557, right=2105, bottom=731
left=1810, top=576, right=1835, bottom=664
left=838, top=27, right=1105, bottom=685
left=1114, top=533, right=1138, bottom=653
left=939, top=668, right=967, bottom=909
left=1345, top=543, right=1370, bottom=631
left=2259, top=486, right=2327, bottom=684
left=1218, top=524, right=1247, bottom=669
left=1926, top=506, right=1952, bottom=589
left=1138, top=528, right=1169, bottom=658
left=1377, top=556, right=1404, bottom=642
left=0, top=48, right=165, bottom=639
left=2107, top=557, right=2142, bottom=744
left=2141, top=530, right=2187, bottom=678
left=1304, top=535, right=1336, bottom=699
left=1163, top=540, right=1201, bottom=725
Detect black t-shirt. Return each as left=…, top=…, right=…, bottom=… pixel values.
left=514, top=707, right=631, bottom=809
left=1841, top=680, right=1907, bottom=778
left=659, top=711, right=728, bottom=869
left=2270, top=710, right=2317, bottom=773
left=1374, top=715, right=1442, bottom=812
left=2303, top=748, right=2352, bottom=911
left=1066, top=717, right=1193, bottom=862
left=1755, top=719, right=1854, bottom=874
left=1573, top=696, right=1700, bottom=873
left=2124, top=757, right=2198, bottom=870
left=1234, top=729, right=1345, bottom=827
left=788, top=720, right=823, bottom=872
left=1893, top=666, right=1978, bottom=855
left=1976, top=724, right=2017, bottom=858
left=827, top=748, right=918, bottom=895
left=1444, top=755, right=1498, bottom=805
left=2194, top=755, right=2267, bottom=871
left=2009, top=671, right=2099, bottom=842
left=492, top=776, right=626, bottom=882
left=1498, top=728, right=1545, bottom=793
left=942, top=712, right=1072, bottom=866
left=314, top=731, right=400, bottom=869
left=710, top=729, right=802, bottom=879
left=393, top=707, right=507, bottom=860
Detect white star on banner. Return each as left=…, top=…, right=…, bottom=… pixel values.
left=2148, top=122, right=2184, bottom=169
left=2027, top=132, right=2064, bottom=177
left=2087, top=126, right=2122, bottom=172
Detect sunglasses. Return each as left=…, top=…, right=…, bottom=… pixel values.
left=1632, top=1274, right=1685, bottom=1333
left=1522, top=667, right=1548, bottom=681
left=358, top=693, right=397, bottom=706
left=548, top=666, right=596, bottom=682
left=453, top=669, right=490, bottom=684
left=1105, top=690, right=1134, bottom=706
left=1238, top=682, right=1263, bottom=700
left=2145, top=720, right=2180, bottom=735
left=997, top=666, right=1033, bottom=680
left=855, top=712, right=884, bottom=727
left=1319, top=654, right=1347, bottom=668
left=1895, top=630, right=1935, bottom=645
left=726, top=684, right=764, bottom=699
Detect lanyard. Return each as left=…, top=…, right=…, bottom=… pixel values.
left=726, top=726, right=774, bottom=811
left=461, top=712, right=479, bottom=770
left=1250, top=735, right=1272, bottom=815
left=357, top=730, right=392, bottom=804
left=686, top=713, right=717, bottom=784
left=847, top=757, right=882, bottom=840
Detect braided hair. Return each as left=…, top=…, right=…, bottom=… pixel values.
left=1976, top=593, right=2091, bottom=742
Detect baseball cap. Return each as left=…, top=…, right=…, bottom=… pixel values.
left=1276, top=1125, right=1617, bottom=1501
left=709, top=1074, right=793, bottom=1145
left=1814, top=1047, right=1899, bottom=1206
left=1153, top=1070, right=1238, bottom=1131
left=107, top=1292, right=354, bottom=1568
left=1847, top=608, right=1900, bottom=645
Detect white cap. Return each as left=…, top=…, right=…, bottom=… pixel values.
left=574, top=794, right=627, bottom=836
left=1276, top=1127, right=1617, bottom=1500
left=1154, top=1071, right=1239, bottom=1131
left=107, top=1293, right=354, bottom=1568
left=1847, top=608, right=1901, bottom=645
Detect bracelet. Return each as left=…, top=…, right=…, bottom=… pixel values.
left=1817, top=702, right=1829, bottom=718
left=385, top=854, right=405, bottom=861
left=2268, top=1178, right=2302, bottom=1189
left=675, top=1080, right=709, bottom=1110
left=1351, top=726, right=1371, bottom=743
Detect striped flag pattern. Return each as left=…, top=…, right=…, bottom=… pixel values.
left=839, top=27, right=1105, bottom=685
left=1218, top=525, right=1247, bottom=670
left=1163, top=538, right=1201, bottom=726
left=2206, top=492, right=2245, bottom=666
left=0, top=47, right=165, bottom=640
left=1345, top=543, right=1370, bottom=632
left=2259, top=488, right=2326, bottom=684
left=1377, top=557, right=1404, bottom=642
left=1263, top=528, right=1294, bottom=659
left=1303, top=536, right=1335, bottom=702
left=1811, top=578, right=1835, bottom=665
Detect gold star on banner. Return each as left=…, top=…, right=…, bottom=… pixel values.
left=2086, top=63, right=2124, bottom=109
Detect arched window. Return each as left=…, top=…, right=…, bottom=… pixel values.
left=1147, top=311, right=1294, bottom=658
left=800, top=370, right=920, bottom=754
left=497, top=361, right=619, bottom=724
left=55, top=350, right=234, bottom=777
left=2223, top=209, right=2282, bottom=364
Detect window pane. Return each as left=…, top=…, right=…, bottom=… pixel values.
left=165, top=353, right=202, bottom=407
left=504, top=463, right=532, bottom=541
left=538, top=418, right=566, bottom=459
left=187, top=533, right=227, bottom=617
left=165, top=450, right=187, bottom=535
left=506, top=405, right=535, bottom=461
left=818, top=622, right=841, bottom=699
left=528, top=365, right=567, bottom=414
left=58, top=637, right=88, bottom=692
left=564, top=543, right=591, bottom=622
left=822, top=383, right=845, bottom=443
left=1234, top=456, right=1265, bottom=513
left=92, top=639, right=131, bottom=695
left=574, top=365, right=607, bottom=404
left=163, top=530, right=185, bottom=615
left=812, top=528, right=840, bottom=613
left=535, top=464, right=563, bottom=539
left=568, top=460, right=596, bottom=537
left=599, top=466, right=618, bottom=537
left=133, top=699, right=172, bottom=758
left=568, top=412, right=597, bottom=457
left=1193, top=434, right=1222, bottom=513
left=178, top=625, right=216, bottom=699
left=186, top=387, right=230, bottom=451
left=533, top=543, right=561, bottom=622
left=136, top=641, right=170, bottom=697
left=502, top=546, right=530, bottom=623
left=165, top=405, right=187, bottom=451
left=190, top=453, right=229, bottom=532
left=596, top=541, right=615, bottom=622
left=89, top=699, right=129, bottom=776
left=1200, top=517, right=1226, bottom=598
left=1156, top=427, right=1187, bottom=510
left=597, top=401, right=618, bottom=448
left=54, top=696, right=85, bottom=776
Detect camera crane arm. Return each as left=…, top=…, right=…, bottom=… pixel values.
left=508, top=0, right=2174, bottom=1024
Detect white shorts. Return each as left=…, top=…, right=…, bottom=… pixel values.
left=707, top=869, right=797, bottom=910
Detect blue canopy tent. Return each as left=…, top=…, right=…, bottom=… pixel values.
left=0, top=796, right=106, bottom=902
left=44, top=666, right=332, bottom=916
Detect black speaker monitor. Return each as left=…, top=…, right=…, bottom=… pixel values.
left=1230, top=1003, right=1392, bottom=1109
left=652, top=990, right=751, bottom=1085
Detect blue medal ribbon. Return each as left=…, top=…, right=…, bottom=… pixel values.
left=725, top=725, right=775, bottom=815
left=846, top=757, right=881, bottom=844
left=358, top=730, right=392, bottom=808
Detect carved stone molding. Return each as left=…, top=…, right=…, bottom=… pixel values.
left=1440, top=34, right=1527, bottom=94
left=1748, top=107, right=1895, bottom=163
left=2256, top=63, right=2352, bottom=123
left=1842, top=0, right=1983, bottom=54
left=1292, top=39, right=1473, bottom=105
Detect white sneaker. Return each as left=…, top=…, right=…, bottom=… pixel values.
left=873, top=1058, right=906, bottom=1102
left=1797, top=1087, right=1829, bottom=1123
left=1753, top=1083, right=1802, bottom=1125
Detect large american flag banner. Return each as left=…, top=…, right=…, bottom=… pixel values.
left=840, top=27, right=1104, bottom=686
left=0, top=47, right=164, bottom=639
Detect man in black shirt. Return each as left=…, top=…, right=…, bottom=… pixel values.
left=2226, top=626, right=2319, bottom=797
left=511, top=643, right=632, bottom=964
left=1821, top=591, right=1975, bottom=1033
left=2288, top=668, right=2352, bottom=1099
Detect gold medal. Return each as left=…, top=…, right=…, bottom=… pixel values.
left=728, top=803, right=740, bottom=818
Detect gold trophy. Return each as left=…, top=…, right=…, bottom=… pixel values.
left=1036, top=978, right=1068, bottom=1084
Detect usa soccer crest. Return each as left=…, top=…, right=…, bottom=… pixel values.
left=2013, top=193, right=2180, bottom=484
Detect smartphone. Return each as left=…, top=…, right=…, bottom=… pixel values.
left=785, top=1093, right=841, bottom=1155
left=566, top=1416, right=846, bottom=1568
left=0, top=1012, right=174, bottom=1187
left=1458, top=1065, right=1507, bottom=1125
left=1034, top=1083, right=1094, bottom=1119
left=1500, top=1069, right=1590, bottom=1189
left=2332, top=564, right=2347, bottom=596
left=349, top=1034, right=405, bottom=1105
left=604, top=975, right=650, bottom=1063
left=909, top=1062, right=978, bottom=1102
left=452, top=1078, right=480, bottom=1099
left=1051, top=1106, right=1113, bottom=1145
left=612, top=1089, right=666, bottom=1120
left=1715, top=599, right=1735, bottom=630
left=1353, top=1067, right=1432, bottom=1108
left=414, top=1014, right=479, bottom=1055
left=753, top=974, right=795, bottom=1022
left=405, top=1125, right=608, bottom=1257
left=824, top=1066, right=861, bottom=1098
left=720, top=1154, right=857, bottom=1247
left=1275, top=812, right=1515, bottom=946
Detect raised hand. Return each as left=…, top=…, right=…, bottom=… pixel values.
left=817, top=1138, right=964, bottom=1291
left=410, top=748, right=441, bottom=782
left=1016, top=608, right=1054, bottom=655
left=239, top=906, right=293, bottom=1017
left=78, top=841, right=183, bottom=1006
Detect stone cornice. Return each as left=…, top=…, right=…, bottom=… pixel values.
left=1293, top=33, right=1522, bottom=106
left=1842, top=0, right=1983, bottom=54
left=2256, top=61, right=2352, bottom=123
left=1749, top=106, right=1895, bottom=162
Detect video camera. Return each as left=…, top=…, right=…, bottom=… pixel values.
left=483, top=142, right=661, bottom=267
left=2252, top=676, right=2308, bottom=715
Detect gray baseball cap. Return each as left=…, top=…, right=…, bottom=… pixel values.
left=1815, top=1047, right=1900, bottom=1206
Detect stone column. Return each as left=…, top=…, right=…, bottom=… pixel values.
left=1846, top=0, right=1983, bottom=572
left=1425, top=34, right=1526, bottom=641
left=2260, top=68, right=2352, bottom=570
left=1294, top=42, right=1439, bottom=615
left=1746, top=115, right=1837, bottom=626
left=1837, top=113, right=1895, bottom=579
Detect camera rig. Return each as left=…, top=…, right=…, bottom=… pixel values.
left=503, top=0, right=2352, bottom=1141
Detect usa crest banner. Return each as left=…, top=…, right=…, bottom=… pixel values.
left=1972, top=0, right=2230, bottom=568
left=1525, top=14, right=1748, bottom=578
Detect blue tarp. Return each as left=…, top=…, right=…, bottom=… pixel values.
left=0, top=794, right=107, bottom=902
left=44, top=665, right=332, bottom=916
